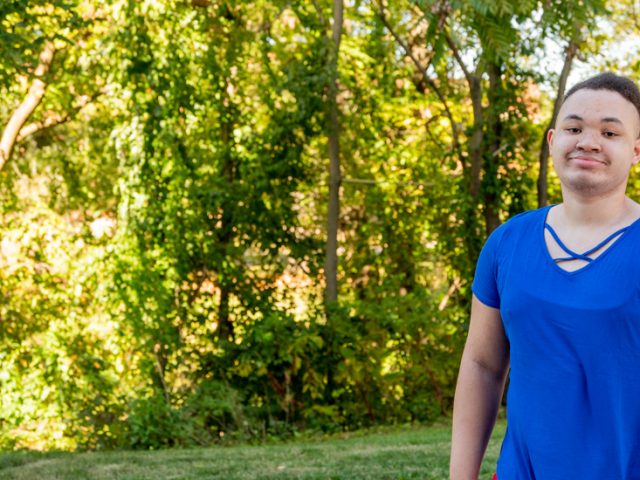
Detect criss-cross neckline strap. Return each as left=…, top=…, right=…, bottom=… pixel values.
left=544, top=223, right=629, bottom=263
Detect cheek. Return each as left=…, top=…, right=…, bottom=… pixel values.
left=550, top=152, right=565, bottom=172
left=550, top=136, right=571, bottom=156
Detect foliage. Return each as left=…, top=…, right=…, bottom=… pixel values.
left=0, top=0, right=638, bottom=451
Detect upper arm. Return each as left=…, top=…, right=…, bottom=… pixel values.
left=465, top=221, right=511, bottom=376
left=462, top=295, right=510, bottom=378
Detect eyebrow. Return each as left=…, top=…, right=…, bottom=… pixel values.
left=601, top=117, right=623, bottom=125
left=562, top=114, right=623, bottom=125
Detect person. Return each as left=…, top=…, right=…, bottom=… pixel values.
left=449, top=72, right=640, bottom=480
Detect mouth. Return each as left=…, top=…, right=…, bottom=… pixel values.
left=567, top=155, right=607, bottom=167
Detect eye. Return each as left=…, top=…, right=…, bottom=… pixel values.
left=603, top=130, right=618, bottom=138
left=565, top=127, right=581, bottom=134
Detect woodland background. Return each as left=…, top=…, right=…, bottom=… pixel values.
left=1, top=0, right=639, bottom=451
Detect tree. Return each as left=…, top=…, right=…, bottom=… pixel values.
left=0, top=0, right=636, bottom=450
left=324, top=0, right=344, bottom=305
left=0, top=41, right=55, bottom=169
left=0, top=1, right=97, bottom=171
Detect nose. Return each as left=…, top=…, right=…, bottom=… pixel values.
left=575, top=131, right=601, bottom=152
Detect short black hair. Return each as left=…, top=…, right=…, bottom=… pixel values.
left=564, top=72, right=640, bottom=121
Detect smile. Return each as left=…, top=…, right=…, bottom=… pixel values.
left=567, top=156, right=606, bottom=167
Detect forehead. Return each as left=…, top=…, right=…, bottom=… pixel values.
left=559, top=88, right=640, bottom=126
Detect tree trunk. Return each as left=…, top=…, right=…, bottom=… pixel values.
left=216, top=82, right=236, bottom=342
left=537, top=40, right=577, bottom=207
left=154, top=349, right=172, bottom=405
left=217, top=285, right=233, bottom=341
left=0, top=42, right=55, bottom=170
left=484, top=62, right=503, bottom=235
left=324, top=0, right=343, bottom=304
left=468, top=73, right=484, bottom=200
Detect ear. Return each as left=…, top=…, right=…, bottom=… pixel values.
left=633, top=137, right=640, bottom=166
left=547, top=128, right=555, bottom=147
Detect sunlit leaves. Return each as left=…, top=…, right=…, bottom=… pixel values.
left=1, top=0, right=639, bottom=451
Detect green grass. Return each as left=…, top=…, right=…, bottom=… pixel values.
left=0, top=420, right=505, bottom=480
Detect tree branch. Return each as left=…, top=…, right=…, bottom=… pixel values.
left=425, top=113, right=449, bottom=156
left=443, top=32, right=473, bottom=88
left=311, top=0, right=327, bottom=28
left=342, top=177, right=434, bottom=187
left=442, top=30, right=483, bottom=198
left=16, top=91, right=102, bottom=143
left=375, top=0, right=463, bottom=163
left=0, top=41, right=56, bottom=171
left=438, top=276, right=461, bottom=311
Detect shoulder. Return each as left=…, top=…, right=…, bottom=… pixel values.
left=501, top=206, right=548, bottom=230
left=476, top=207, right=545, bottom=271
left=485, top=206, right=548, bottom=247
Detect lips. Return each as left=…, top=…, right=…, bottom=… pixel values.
left=567, top=155, right=607, bottom=167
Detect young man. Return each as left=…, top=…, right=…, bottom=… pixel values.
left=450, top=72, right=640, bottom=480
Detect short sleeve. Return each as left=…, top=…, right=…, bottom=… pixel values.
left=471, top=227, right=504, bottom=309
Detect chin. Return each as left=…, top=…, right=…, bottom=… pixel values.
left=563, top=175, right=626, bottom=196
left=560, top=173, right=602, bottom=192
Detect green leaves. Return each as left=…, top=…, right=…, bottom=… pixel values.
left=0, top=0, right=636, bottom=451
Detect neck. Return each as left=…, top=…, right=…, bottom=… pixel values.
left=559, top=187, right=631, bottom=227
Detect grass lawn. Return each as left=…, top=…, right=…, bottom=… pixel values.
left=0, top=420, right=505, bottom=480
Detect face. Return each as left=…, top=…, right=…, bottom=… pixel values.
left=548, top=88, right=640, bottom=198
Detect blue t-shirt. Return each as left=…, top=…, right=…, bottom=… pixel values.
left=472, top=205, right=640, bottom=480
